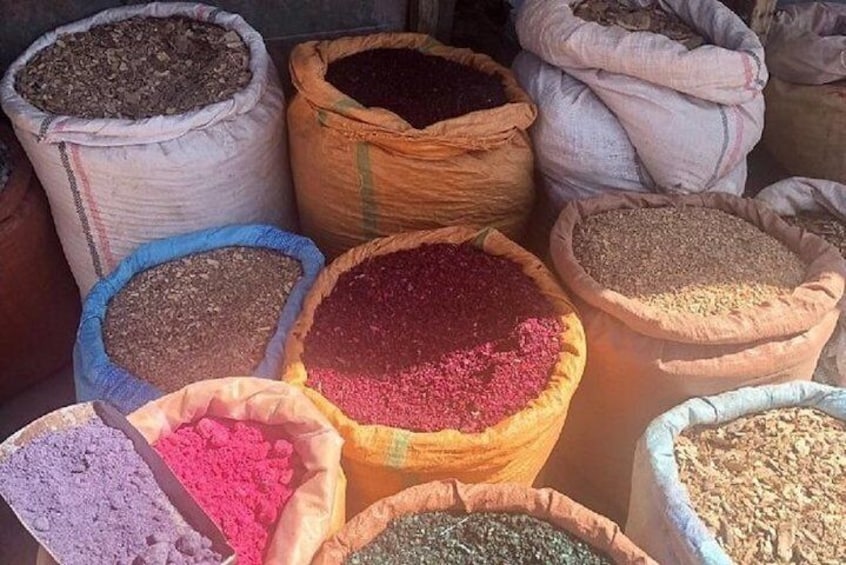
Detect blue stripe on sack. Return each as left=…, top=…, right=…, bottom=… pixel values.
left=705, top=107, right=730, bottom=188
left=37, top=116, right=58, bottom=142
left=75, top=224, right=325, bottom=413
left=58, top=142, right=104, bottom=279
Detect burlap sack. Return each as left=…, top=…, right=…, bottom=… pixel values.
left=544, top=192, right=845, bottom=525
left=314, top=480, right=657, bottom=564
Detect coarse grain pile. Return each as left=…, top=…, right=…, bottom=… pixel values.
left=344, top=511, right=612, bottom=565
left=784, top=212, right=846, bottom=258
left=104, top=247, right=302, bottom=392
left=0, top=140, right=9, bottom=191
left=16, top=16, right=251, bottom=119
left=675, top=407, right=846, bottom=564
left=155, top=417, right=300, bottom=565
left=0, top=416, right=222, bottom=564
left=573, top=0, right=707, bottom=49
left=303, top=243, right=562, bottom=433
left=573, top=207, right=806, bottom=316
left=325, top=48, right=508, bottom=129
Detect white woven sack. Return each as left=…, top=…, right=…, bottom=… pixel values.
left=514, top=0, right=765, bottom=202
left=756, top=177, right=846, bottom=386
left=0, top=2, right=295, bottom=296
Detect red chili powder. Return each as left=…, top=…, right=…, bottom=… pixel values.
left=303, top=243, right=562, bottom=433
left=154, top=417, right=299, bottom=565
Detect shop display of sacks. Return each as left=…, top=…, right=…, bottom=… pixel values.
left=287, top=33, right=537, bottom=258
left=544, top=192, right=845, bottom=526
left=284, top=226, right=586, bottom=515
left=313, top=480, right=657, bottom=564
left=762, top=2, right=846, bottom=183
left=0, top=2, right=296, bottom=297
left=626, top=381, right=846, bottom=564
left=75, top=224, right=324, bottom=414
left=0, top=123, right=79, bottom=402
left=756, top=177, right=846, bottom=386
left=512, top=0, right=765, bottom=211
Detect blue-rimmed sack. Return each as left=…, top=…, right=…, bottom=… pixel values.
left=75, top=224, right=324, bottom=413
left=626, top=381, right=846, bottom=565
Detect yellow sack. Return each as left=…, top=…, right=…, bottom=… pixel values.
left=127, top=377, right=346, bottom=565
left=287, top=33, right=537, bottom=258
left=283, top=226, right=586, bottom=515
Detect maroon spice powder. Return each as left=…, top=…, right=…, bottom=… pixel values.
left=303, top=243, right=562, bottom=433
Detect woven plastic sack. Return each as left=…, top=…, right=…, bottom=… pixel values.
left=287, top=33, right=537, bottom=258
left=0, top=2, right=296, bottom=296
left=0, top=123, right=79, bottom=402
left=544, top=192, right=845, bottom=526
left=756, top=177, right=846, bottom=386
left=127, top=378, right=346, bottom=565
left=512, top=0, right=765, bottom=205
left=76, top=224, right=324, bottom=414
left=284, top=226, right=586, bottom=515
left=626, top=381, right=846, bottom=565
left=314, top=480, right=657, bottom=564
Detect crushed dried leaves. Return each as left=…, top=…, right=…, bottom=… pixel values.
left=783, top=211, right=846, bottom=258
left=104, top=247, right=302, bottom=392
left=16, top=16, right=251, bottom=119
left=573, top=0, right=707, bottom=49
left=676, top=408, right=846, bottom=564
left=573, top=207, right=807, bottom=316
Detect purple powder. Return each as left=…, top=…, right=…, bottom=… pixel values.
left=0, top=417, right=222, bottom=565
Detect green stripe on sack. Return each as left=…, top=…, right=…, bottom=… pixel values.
left=386, top=429, right=411, bottom=468
left=356, top=142, right=378, bottom=239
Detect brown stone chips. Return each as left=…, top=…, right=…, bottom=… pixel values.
left=573, top=0, right=707, bottom=49
left=104, top=247, right=302, bottom=392
left=16, top=16, right=252, bottom=119
left=573, top=207, right=807, bottom=316
left=676, top=408, right=846, bottom=564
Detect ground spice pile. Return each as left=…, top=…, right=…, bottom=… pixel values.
left=345, top=511, right=612, bottom=564
left=155, top=417, right=300, bottom=565
left=303, top=243, right=562, bottom=433
left=325, top=48, right=508, bottom=129
left=574, top=0, right=707, bottom=48
left=104, top=247, right=302, bottom=392
left=0, top=416, right=222, bottom=564
left=676, top=408, right=846, bottom=563
left=573, top=207, right=806, bottom=316
left=783, top=211, right=846, bottom=258
left=0, top=140, right=9, bottom=192
left=16, top=16, right=251, bottom=119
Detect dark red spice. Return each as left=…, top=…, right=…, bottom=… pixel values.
left=303, top=243, right=562, bottom=433
left=154, top=418, right=299, bottom=565
left=325, top=48, right=508, bottom=129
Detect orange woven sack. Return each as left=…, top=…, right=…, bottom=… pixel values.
left=0, top=123, right=79, bottom=401
left=287, top=33, right=537, bottom=258
left=544, top=192, right=845, bottom=526
left=313, top=480, right=656, bottom=564
left=283, top=226, right=586, bottom=516
left=127, top=377, right=346, bottom=565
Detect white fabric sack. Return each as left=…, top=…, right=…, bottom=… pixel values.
left=0, top=2, right=295, bottom=296
left=766, top=2, right=846, bottom=85
left=513, top=0, right=766, bottom=204
left=756, top=177, right=846, bottom=386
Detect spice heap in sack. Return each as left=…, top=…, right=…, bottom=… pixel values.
left=0, top=3, right=295, bottom=296
left=0, top=410, right=224, bottom=564
left=573, top=0, right=706, bottom=48
left=784, top=212, right=846, bottom=257
left=573, top=207, right=806, bottom=316
left=16, top=16, right=251, bottom=119
left=303, top=243, right=561, bottom=433
left=155, top=418, right=300, bottom=565
left=287, top=33, right=536, bottom=258
left=285, top=226, right=586, bottom=514
left=512, top=0, right=765, bottom=212
left=104, top=247, right=301, bottom=393
left=676, top=407, right=846, bottom=563
left=313, top=480, right=656, bottom=564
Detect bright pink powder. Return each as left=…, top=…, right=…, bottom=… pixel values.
left=303, top=243, right=562, bottom=433
left=154, top=418, right=299, bottom=565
